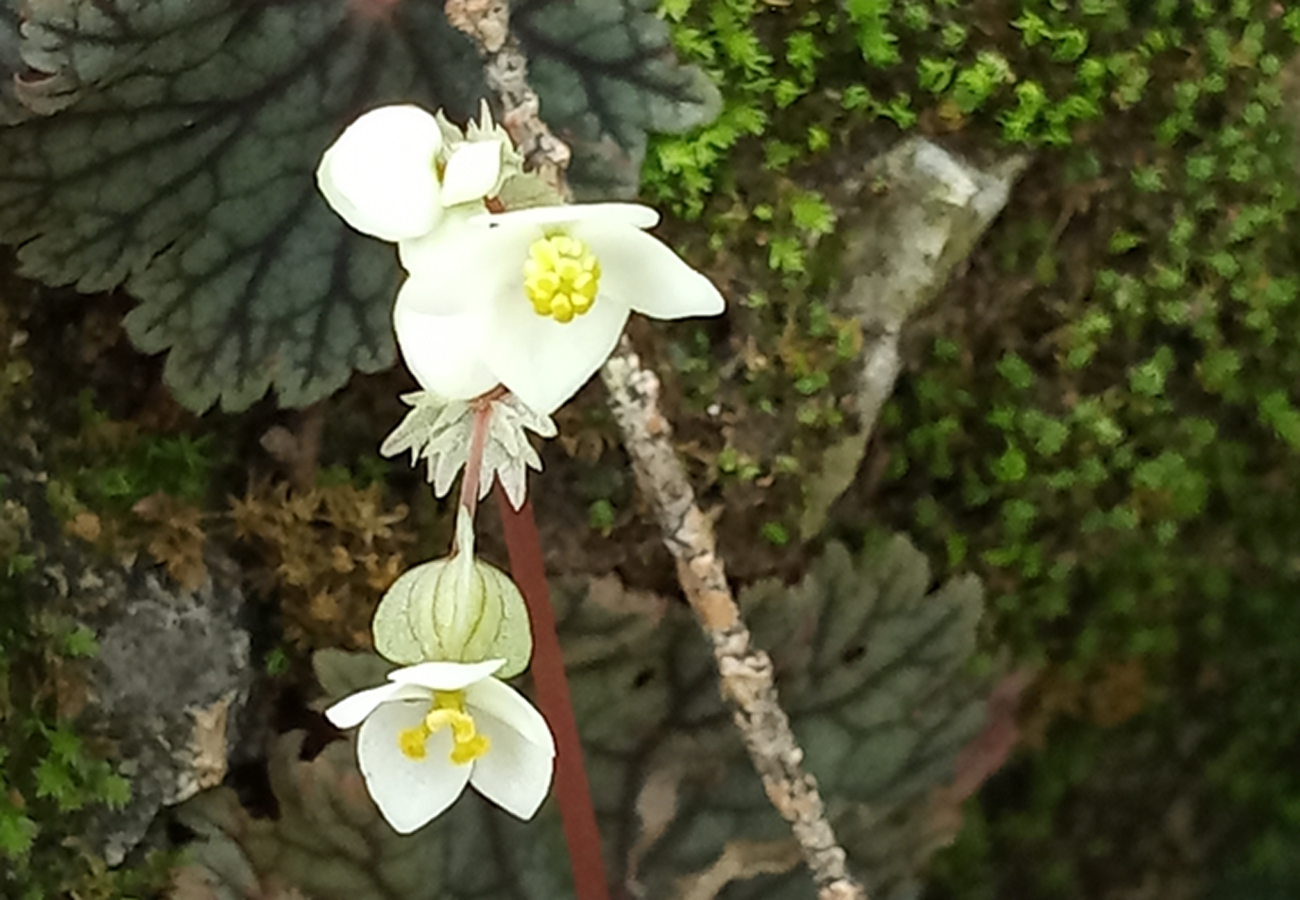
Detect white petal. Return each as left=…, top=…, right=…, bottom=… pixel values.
left=469, top=707, right=555, bottom=819
left=357, top=699, right=471, bottom=833
left=465, top=678, right=556, bottom=753
left=441, top=141, right=503, bottom=207
left=482, top=288, right=630, bottom=415
left=396, top=219, right=533, bottom=303
left=388, top=659, right=505, bottom=691
left=576, top=224, right=726, bottom=320
left=393, top=295, right=499, bottom=400
left=396, top=206, right=482, bottom=277
left=471, top=202, right=660, bottom=231
left=317, top=105, right=444, bottom=241
left=325, top=682, right=426, bottom=730
left=393, top=223, right=534, bottom=401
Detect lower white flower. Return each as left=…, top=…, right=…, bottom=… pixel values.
left=395, top=203, right=726, bottom=415
left=325, top=659, right=555, bottom=833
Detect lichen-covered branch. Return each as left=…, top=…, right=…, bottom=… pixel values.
left=444, top=0, right=570, bottom=194
left=601, top=338, right=868, bottom=900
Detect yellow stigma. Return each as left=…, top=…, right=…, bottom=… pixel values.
left=522, top=233, right=601, bottom=323
left=395, top=690, right=491, bottom=765
left=398, top=725, right=430, bottom=760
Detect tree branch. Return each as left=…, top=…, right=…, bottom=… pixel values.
left=601, top=339, right=867, bottom=900
left=444, top=0, right=570, bottom=193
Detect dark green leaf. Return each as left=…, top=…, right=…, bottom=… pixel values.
left=515, top=0, right=721, bottom=200
left=0, top=0, right=484, bottom=411
left=311, top=647, right=395, bottom=706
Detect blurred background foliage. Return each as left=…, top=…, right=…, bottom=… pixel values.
left=3, top=0, right=1300, bottom=898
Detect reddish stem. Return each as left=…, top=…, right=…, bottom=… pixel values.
left=458, top=402, right=494, bottom=523
left=495, top=490, right=611, bottom=900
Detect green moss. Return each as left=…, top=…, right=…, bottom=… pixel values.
left=0, top=325, right=169, bottom=900
left=59, top=391, right=217, bottom=515
left=0, top=501, right=169, bottom=900
left=647, top=0, right=1300, bottom=893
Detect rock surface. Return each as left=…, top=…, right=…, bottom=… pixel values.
left=801, top=138, right=1027, bottom=539
left=71, top=553, right=251, bottom=864
left=3, top=438, right=252, bottom=866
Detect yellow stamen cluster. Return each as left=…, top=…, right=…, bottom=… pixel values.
left=396, top=690, right=491, bottom=765
left=522, top=233, right=601, bottom=323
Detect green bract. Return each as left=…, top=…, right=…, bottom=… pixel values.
left=371, top=511, right=531, bottom=678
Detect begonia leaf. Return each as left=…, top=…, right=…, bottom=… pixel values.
left=600, top=534, right=990, bottom=900
left=0, top=0, right=719, bottom=411
left=513, top=0, right=722, bottom=200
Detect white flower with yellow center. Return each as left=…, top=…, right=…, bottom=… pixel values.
left=316, top=104, right=507, bottom=242
left=325, top=659, right=554, bottom=833
left=395, top=203, right=726, bottom=415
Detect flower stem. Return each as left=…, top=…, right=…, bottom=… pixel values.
left=495, top=489, right=610, bottom=900
left=458, top=401, right=495, bottom=525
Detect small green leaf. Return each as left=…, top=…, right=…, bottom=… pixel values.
left=588, top=498, right=616, bottom=533
left=995, top=352, right=1035, bottom=390
left=761, top=521, right=790, bottom=545
left=100, top=774, right=132, bottom=810
left=61, top=625, right=99, bottom=660
left=45, top=728, right=82, bottom=765
left=844, top=0, right=901, bottom=65
left=789, top=190, right=836, bottom=237
left=0, top=805, right=37, bottom=859
left=34, top=758, right=78, bottom=810
left=991, top=445, right=1028, bottom=483
left=1129, top=352, right=1171, bottom=397
left=918, top=57, right=956, bottom=93
left=767, top=235, right=806, bottom=274
left=1259, top=391, right=1300, bottom=448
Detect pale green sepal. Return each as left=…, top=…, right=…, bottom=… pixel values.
left=372, top=509, right=532, bottom=677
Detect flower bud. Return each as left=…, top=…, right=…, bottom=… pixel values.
left=372, top=508, right=532, bottom=677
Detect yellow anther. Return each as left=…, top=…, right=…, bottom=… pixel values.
left=521, top=233, right=601, bottom=323
left=398, top=724, right=431, bottom=760
left=450, top=733, right=491, bottom=765
left=551, top=295, right=575, bottom=323
left=556, top=258, right=582, bottom=283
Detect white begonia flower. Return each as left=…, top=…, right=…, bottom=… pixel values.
left=380, top=390, right=556, bottom=509
left=316, top=104, right=506, bottom=242
left=326, top=659, right=555, bottom=834
left=395, top=203, right=726, bottom=416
